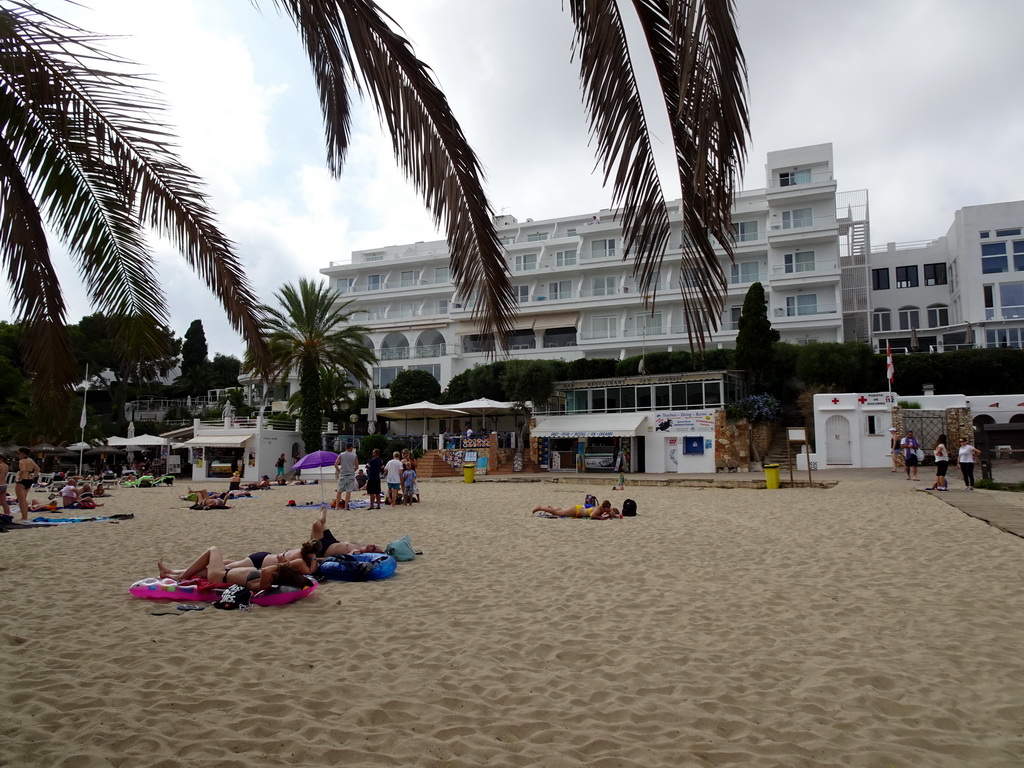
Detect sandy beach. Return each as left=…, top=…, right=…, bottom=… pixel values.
left=1, top=475, right=1023, bottom=767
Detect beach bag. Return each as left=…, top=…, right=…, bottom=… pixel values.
left=584, top=494, right=598, bottom=508
left=385, top=535, right=417, bottom=561
left=213, top=584, right=252, bottom=611
left=621, top=499, right=637, bottom=517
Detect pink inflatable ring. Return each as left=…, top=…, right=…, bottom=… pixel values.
left=129, top=577, right=317, bottom=606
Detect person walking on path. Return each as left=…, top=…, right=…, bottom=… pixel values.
left=929, top=434, right=950, bottom=490
left=888, top=427, right=901, bottom=472
left=901, top=430, right=920, bottom=481
left=957, top=436, right=981, bottom=490
left=333, top=443, right=359, bottom=509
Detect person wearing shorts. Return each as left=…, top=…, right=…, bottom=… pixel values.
left=900, top=430, right=920, bottom=481
left=384, top=452, right=404, bottom=507
left=333, top=443, right=359, bottom=509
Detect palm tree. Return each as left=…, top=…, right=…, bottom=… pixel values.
left=261, top=278, right=377, bottom=453
left=1, top=0, right=748, bottom=422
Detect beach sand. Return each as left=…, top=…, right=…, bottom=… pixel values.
left=1, top=476, right=1023, bottom=767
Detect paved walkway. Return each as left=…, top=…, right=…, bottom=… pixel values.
left=924, top=487, right=1024, bottom=538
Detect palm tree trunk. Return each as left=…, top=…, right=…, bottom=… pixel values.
left=299, top=357, right=322, bottom=454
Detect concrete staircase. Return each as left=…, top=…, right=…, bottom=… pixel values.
left=415, top=450, right=461, bottom=478
left=761, top=429, right=794, bottom=470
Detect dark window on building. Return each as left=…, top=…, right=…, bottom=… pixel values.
left=895, top=265, right=919, bottom=288
left=924, top=262, right=947, bottom=286
left=872, top=268, right=890, bottom=290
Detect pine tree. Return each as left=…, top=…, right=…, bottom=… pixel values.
left=734, top=282, right=780, bottom=388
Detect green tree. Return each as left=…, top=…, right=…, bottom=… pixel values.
left=389, top=369, right=441, bottom=406
left=734, top=282, right=779, bottom=388
left=208, top=354, right=242, bottom=390
left=261, top=278, right=377, bottom=454
left=796, top=342, right=877, bottom=393
left=0, top=1, right=749, bottom=414
left=501, top=360, right=558, bottom=450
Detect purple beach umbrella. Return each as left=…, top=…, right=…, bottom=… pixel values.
left=291, top=451, right=338, bottom=505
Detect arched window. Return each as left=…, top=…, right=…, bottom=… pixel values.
left=415, top=330, right=446, bottom=359
left=898, top=306, right=920, bottom=331
left=380, top=332, right=409, bottom=361
left=926, top=304, right=949, bottom=328
left=872, top=308, right=891, bottom=332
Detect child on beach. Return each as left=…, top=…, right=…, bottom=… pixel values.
left=402, top=463, right=417, bottom=506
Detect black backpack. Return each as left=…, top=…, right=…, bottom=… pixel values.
left=621, top=499, right=637, bottom=517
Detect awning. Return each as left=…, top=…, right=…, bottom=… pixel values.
left=176, top=432, right=254, bottom=448
left=531, top=311, right=580, bottom=331
left=532, top=413, right=646, bottom=438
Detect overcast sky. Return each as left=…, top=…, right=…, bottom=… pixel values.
left=16, top=0, right=1024, bottom=356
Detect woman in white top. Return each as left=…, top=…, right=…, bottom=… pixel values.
left=956, top=437, right=981, bottom=490
left=929, top=434, right=949, bottom=491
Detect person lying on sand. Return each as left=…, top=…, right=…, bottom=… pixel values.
left=157, top=547, right=309, bottom=591
left=243, top=475, right=272, bottom=491
left=160, top=541, right=321, bottom=578
left=185, top=489, right=232, bottom=510
left=311, top=506, right=382, bottom=557
left=532, top=500, right=620, bottom=519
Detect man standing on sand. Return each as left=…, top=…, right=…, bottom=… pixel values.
left=901, top=429, right=920, bottom=481
left=334, top=443, right=359, bottom=509
left=384, top=451, right=404, bottom=507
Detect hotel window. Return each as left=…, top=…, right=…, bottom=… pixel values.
left=982, top=242, right=1008, bottom=273
left=996, top=228, right=1022, bottom=237
left=1014, top=241, right=1024, bottom=271
left=786, top=294, right=817, bottom=316
left=872, top=268, right=890, bottom=291
left=898, top=306, right=920, bottom=330
left=927, top=304, right=949, bottom=328
left=779, top=169, right=812, bottom=186
left=513, top=253, right=537, bottom=271
left=895, top=265, right=919, bottom=288
left=730, top=260, right=759, bottom=284
left=784, top=251, right=815, bottom=273
left=566, top=227, right=577, bottom=237
left=591, top=315, right=618, bottom=339
left=363, top=252, right=384, bottom=261
left=591, top=238, right=617, bottom=259
left=434, top=266, right=449, bottom=283
left=527, top=232, right=548, bottom=242
left=337, top=277, right=354, bottom=294
left=398, top=302, right=417, bottom=318
left=436, top=299, right=449, bottom=314
left=373, top=367, right=403, bottom=388
left=400, top=270, right=419, bottom=287
left=782, top=207, right=813, bottom=229
left=732, top=220, right=759, bottom=242
left=366, top=274, right=382, bottom=291
left=729, top=305, right=742, bottom=331
left=639, top=311, right=663, bottom=335
left=872, top=308, right=892, bottom=332
left=548, top=280, right=572, bottom=300
left=591, top=275, right=617, bottom=296
left=980, top=231, right=990, bottom=239
left=986, top=328, right=1023, bottom=348
left=923, top=262, right=947, bottom=286
left=1000, top=282, right=1024, bottom=319
left=984, top=285, right=995, bottom=320
left=513, top=285, right=529, bottom=304
left=555, top=249, right=577, bottom=267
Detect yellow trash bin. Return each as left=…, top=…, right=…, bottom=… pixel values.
left=463, top=462, right=476, bottom=484
left=763, top=463, right=780, bottom=490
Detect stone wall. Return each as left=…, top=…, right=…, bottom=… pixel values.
left=715, top=412, right=751, bottom=472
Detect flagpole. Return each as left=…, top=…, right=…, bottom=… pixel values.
left=78, top=365, right=89, bottom=476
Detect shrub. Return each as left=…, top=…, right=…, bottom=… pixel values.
left=726, top=393, right=781, bottom=422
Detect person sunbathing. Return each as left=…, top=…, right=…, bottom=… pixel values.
left=532, top=499, right=620, bottom=519
left=310, top=506, right=382, bottom=557
left=157, top=546, right=309, bottom=591
left=243, top=475, right=272, bottom=491
left=223, top=540, right=319, bottom=576
left=185, top=489, right=232, bottom=510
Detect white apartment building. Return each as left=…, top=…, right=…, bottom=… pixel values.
left=321, top=143, right=870, bottom=390
left=869, top=200, right=1024, bottom=353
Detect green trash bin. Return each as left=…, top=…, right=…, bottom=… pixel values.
left=763, top=463, right=780, bottom=490
left=463, top=461, right=476, bottom=484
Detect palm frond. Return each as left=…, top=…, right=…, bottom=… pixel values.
left=274, top=0, right=516, bottom=343
left=0, top=3, right=272, bottom=392
left=569, top=0, right=748, bottom=349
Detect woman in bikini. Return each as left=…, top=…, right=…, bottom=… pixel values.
left=157, top=546, right=309, bottom=591
left=0, top=454, right=9, bottom=518
left=531, top=499, right=620, bottom=519
left=15, top=448, right=40, bottom=521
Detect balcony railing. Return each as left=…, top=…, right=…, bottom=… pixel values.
left=770, top=259, right=839, bottom=276
left=379, top=347, right=411, bottom=360
left=728, top=271, right=762, bottom=285
left=774, top=302, right=839, bottom=318
left=768, top=214, right=836, bottom=232
left=767, top=170, right=834, bottom=188
left=579, top=328, right=619, bottom=340
left=578, top=287, right=621, bottom=299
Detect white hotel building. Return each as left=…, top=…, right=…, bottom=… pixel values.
left=321, top=144, right=871, bottom=390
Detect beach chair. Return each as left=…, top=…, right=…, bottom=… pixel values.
left=33, top=472, right=55, bottom=488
